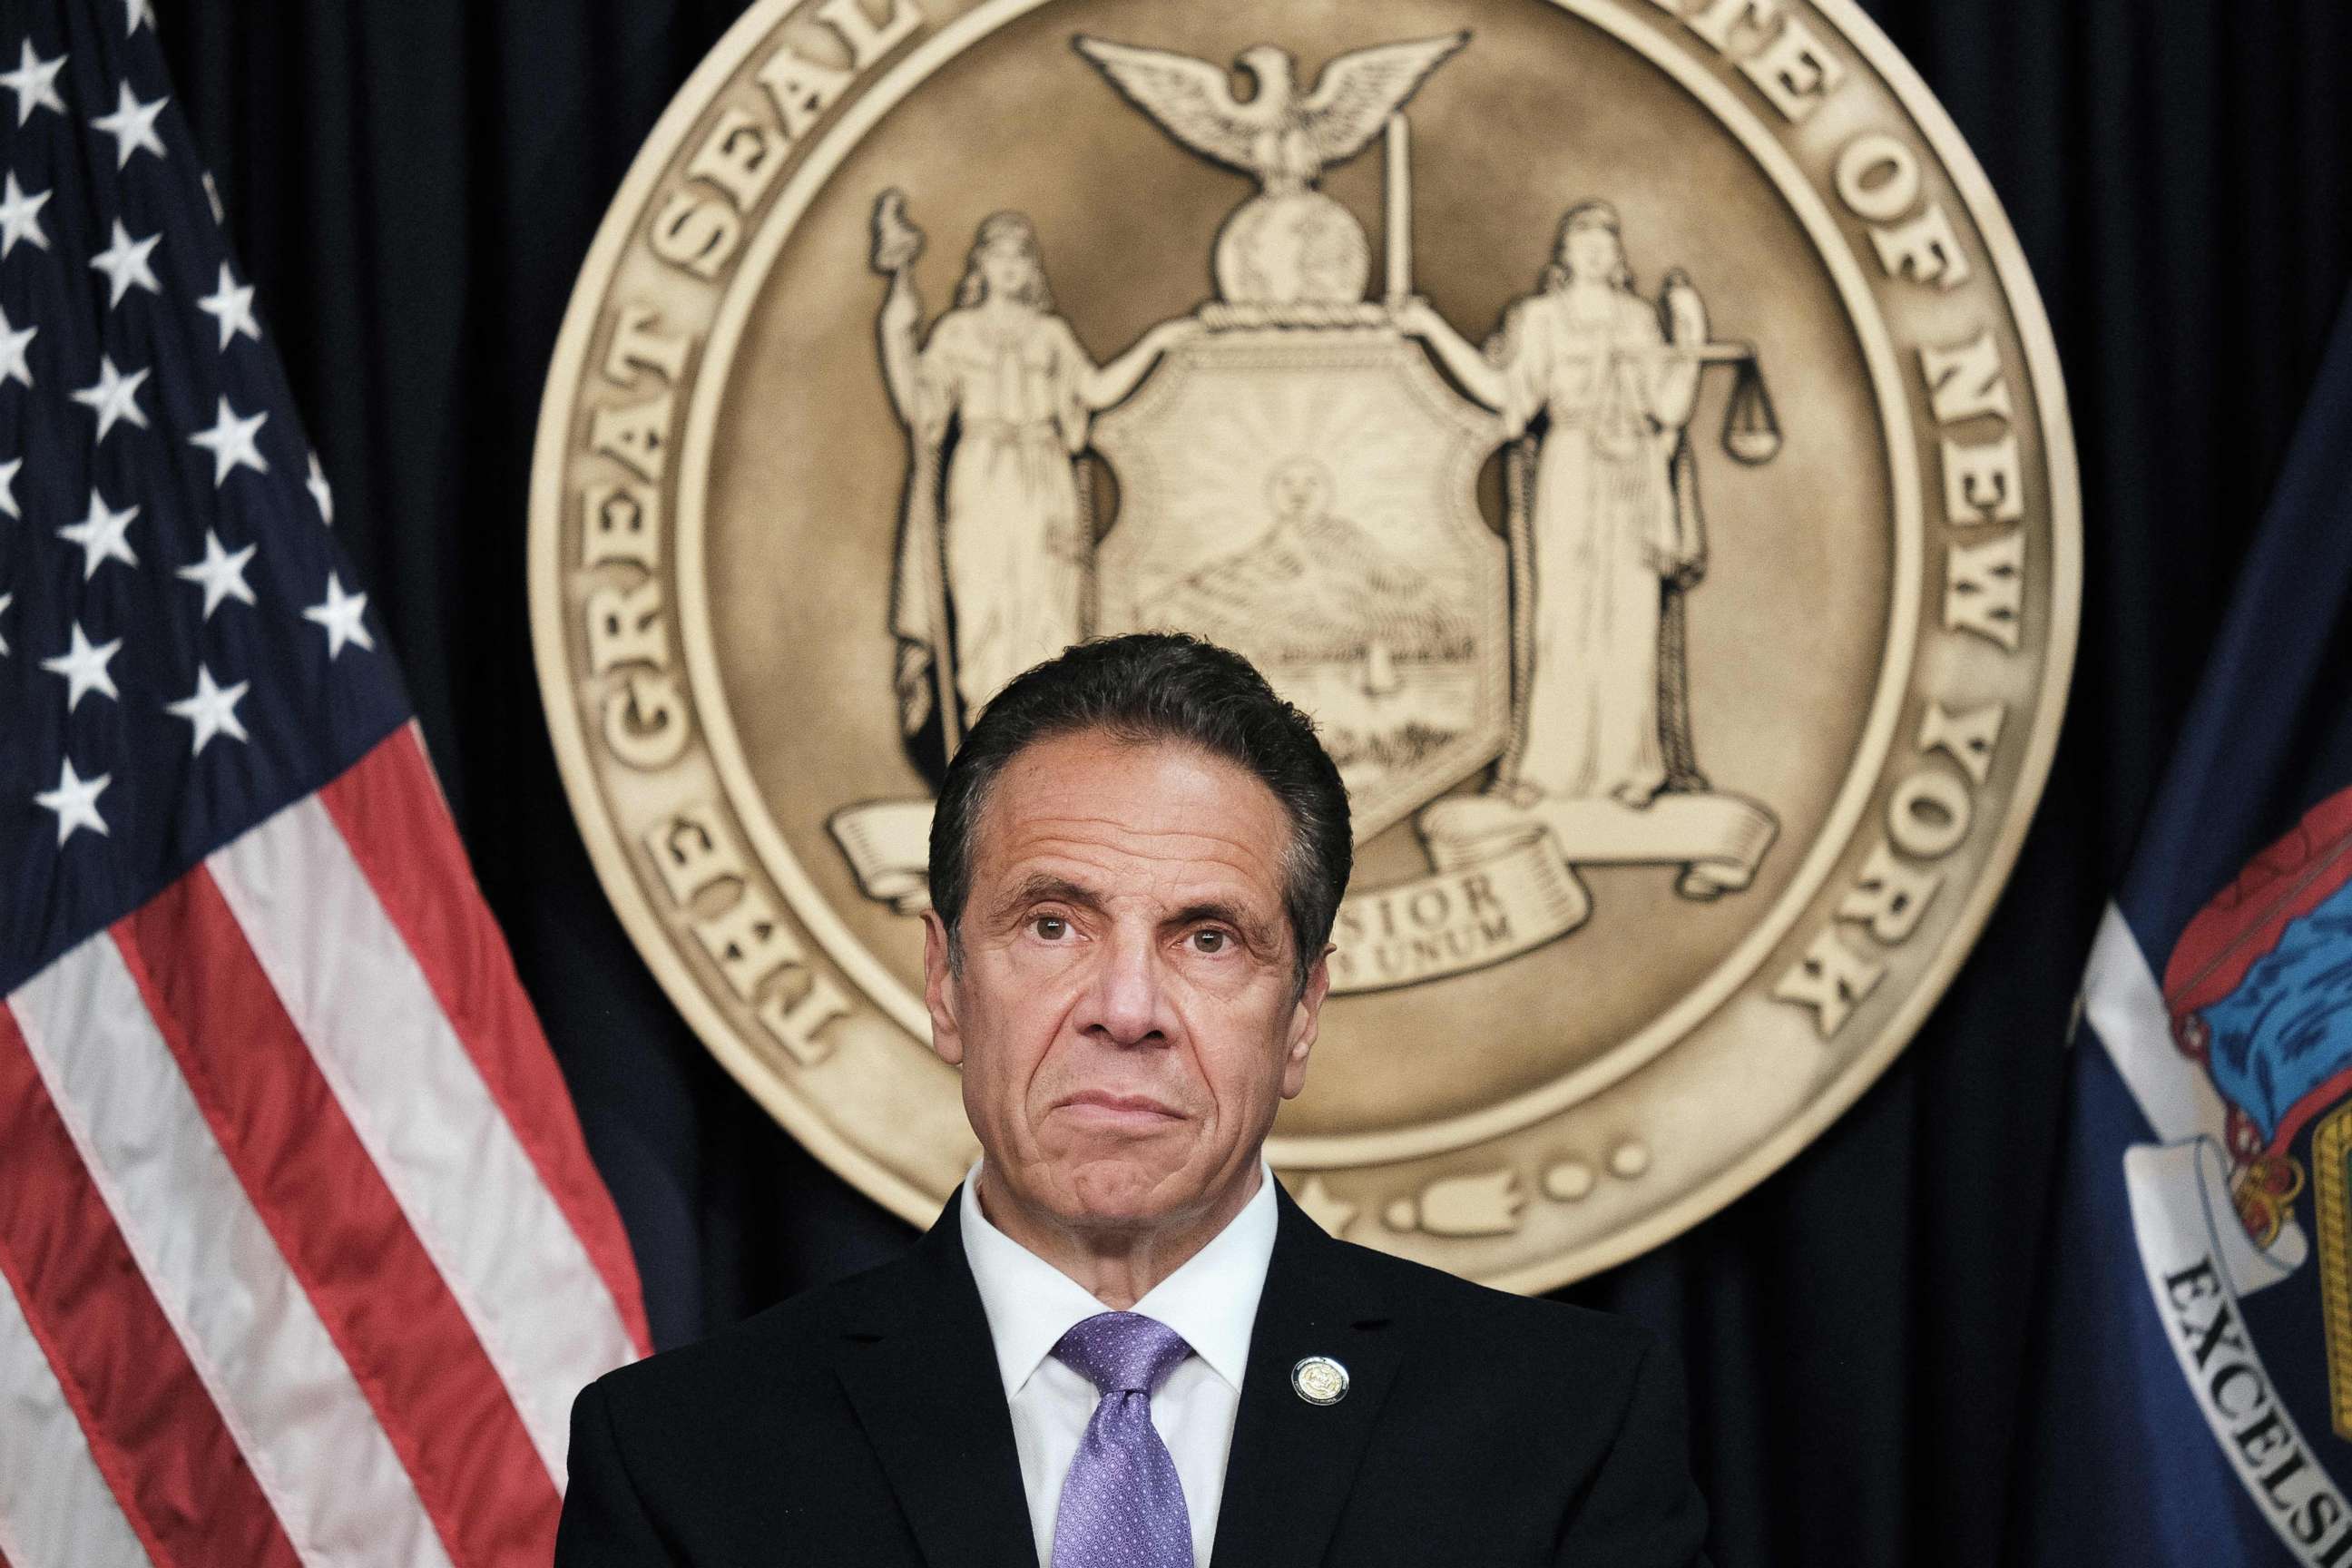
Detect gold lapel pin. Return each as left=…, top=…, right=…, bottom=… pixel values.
left=1290, top=1355, right=1349, bottom=1406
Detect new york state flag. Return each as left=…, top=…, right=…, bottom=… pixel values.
left=2014, top=293, right=2352, bottom=1563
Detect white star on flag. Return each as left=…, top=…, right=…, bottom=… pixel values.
left=165, top=664, right=252, bottom=755
left=0, top=40, right=66, bottom=126
left=71, top=353, right=150, bottom=442
left=196, top=262, right=261, bottom=349
left=88, top=219, right=162, bottom=308
left=57, top=486, right=139, bottom=578
left=189, top=396, right=270, bottom=485
left=0, top=172, right=51, bottom=257
left=40, top=622, right=123, bottom=711
left=91, top=80, right=166, bottom=168
left=124, top=0, right=156, bottom=35
left=307, top=450, right=335, bottom=524
left=176, top=529, right=259, bottom=618
left=0, top=456, right=17, bottom=520
left=304, top=572, right=375, bottom=659
left=34, top=757, right=110, bottom=845
left=0, top=591, right=12, bottom=656
left=0, top=305, right=34, bottom=388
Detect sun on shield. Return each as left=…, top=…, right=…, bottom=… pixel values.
left=1092, top=328, right=1508, bottom=841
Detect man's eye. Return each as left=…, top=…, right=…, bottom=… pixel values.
left=1032, top=916, right=1069, bottom=940
left=1191, top=929, right=1229, bottom=954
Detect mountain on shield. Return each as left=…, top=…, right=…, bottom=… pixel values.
left=1157, top=507, right=1476, bottom=666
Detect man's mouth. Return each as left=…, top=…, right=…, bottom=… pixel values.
left=1054, top=1091, right=1184, bottom=1128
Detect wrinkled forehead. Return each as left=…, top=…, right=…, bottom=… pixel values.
left=970, top=732, right=1293, bottom=916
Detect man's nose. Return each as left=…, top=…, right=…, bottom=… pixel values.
left=1079, top=925, right=1173, bottom=1047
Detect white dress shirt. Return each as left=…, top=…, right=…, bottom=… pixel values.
left=960, top=1163, right=1279, bottom=1568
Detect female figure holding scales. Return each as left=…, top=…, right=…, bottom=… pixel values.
left=1396, top=200, right=1705, bottom=809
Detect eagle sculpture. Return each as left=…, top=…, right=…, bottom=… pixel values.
left=1072, top=33, right=1471, bottom=196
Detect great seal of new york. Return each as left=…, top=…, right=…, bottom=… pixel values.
left=529, top=0, right=2079, bottom=1291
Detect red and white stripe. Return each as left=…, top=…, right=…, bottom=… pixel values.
left=0, top=726, right=649, bottom=1567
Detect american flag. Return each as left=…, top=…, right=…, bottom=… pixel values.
left=0, top=5, right=650, bottom=1565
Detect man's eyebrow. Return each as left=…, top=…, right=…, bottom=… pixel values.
left=995, top=873, right=1104, bottom=916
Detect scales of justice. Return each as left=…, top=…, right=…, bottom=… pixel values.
left=838, top=31, right=1786, bottom=986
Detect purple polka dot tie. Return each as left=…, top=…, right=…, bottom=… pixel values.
left=1049, top=1311, right=1196, bottom=1568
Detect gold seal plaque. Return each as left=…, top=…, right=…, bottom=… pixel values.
left=530, top=0, right=2079, bottom=1290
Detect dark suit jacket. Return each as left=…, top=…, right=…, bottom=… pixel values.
left=555, top=1184, right=1710, bottom=1566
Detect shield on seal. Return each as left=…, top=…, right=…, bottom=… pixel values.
left=1091, top=323, right=1510, bottom=841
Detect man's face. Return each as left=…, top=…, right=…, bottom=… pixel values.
left=922, top=730, right=1329, bottom=1235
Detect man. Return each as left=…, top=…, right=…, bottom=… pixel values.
left=555, top=633, right=1710, bottom=1566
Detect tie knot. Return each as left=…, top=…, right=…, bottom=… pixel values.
left=1052, top=1311, right=1191, bottom=1394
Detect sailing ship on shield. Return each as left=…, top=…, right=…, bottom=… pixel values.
left=831, top=29, right=1784, bottom=991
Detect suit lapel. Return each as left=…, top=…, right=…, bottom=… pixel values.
left=1210, top=1184, right=1403, bottom=1568
left=833, top=1189, right=1038, bottom=1567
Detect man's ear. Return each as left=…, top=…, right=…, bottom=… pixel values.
left=1279, top=944, right=1333, bottom=1100
left=920, top=909, right=965, bottom=1066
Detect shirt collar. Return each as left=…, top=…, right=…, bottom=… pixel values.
left=959, top=1161, right=1279, bottom=1396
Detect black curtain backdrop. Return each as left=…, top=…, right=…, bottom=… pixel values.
left=155, top=4, right=2352, bottom=1563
